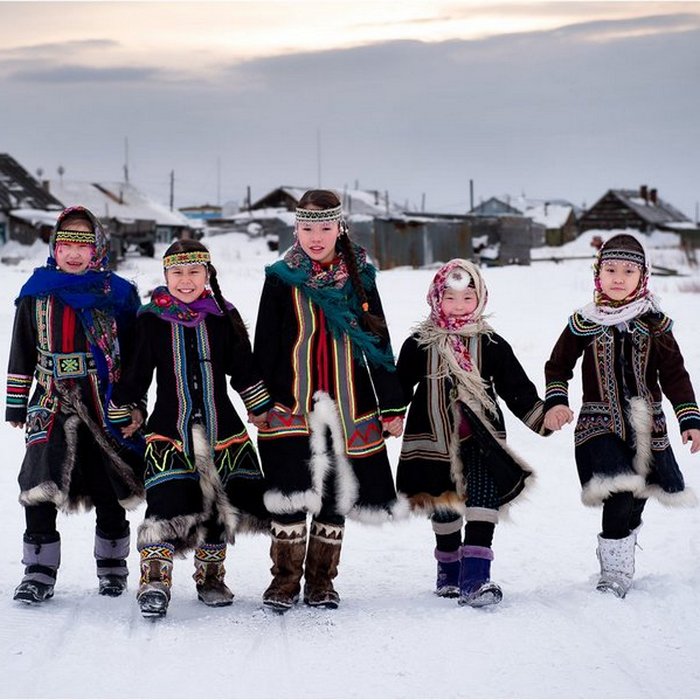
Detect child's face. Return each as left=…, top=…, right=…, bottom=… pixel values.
left=55, top=227, right=94, bottom=275
left=440, top=287, right=478, bottom=318
left=296, top=209, right=339, bottom=265
left=165, top=264, right=208, bottom=303
left=598, top=260, right=642, bottom=301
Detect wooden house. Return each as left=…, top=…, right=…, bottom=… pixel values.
left=0, top=153, right=64, bottom=244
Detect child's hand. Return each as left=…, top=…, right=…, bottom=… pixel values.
left=681, top=428, right=700, bottom=454
left=9, top=421, right=24, bottom=429
left=381, top=416, right=404, bottom=438
left=121, top=408, right=145, bottom=438
left=248, top=411, right=269, bottom=428
left=544, top=405, right=574, bottom=431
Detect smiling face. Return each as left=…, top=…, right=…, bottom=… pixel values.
left=440, top=286, right=479, bottom=318
left=165, top=264, right=208, bottom=303
left=296, top=206, right=340, bottom=264
left=54, top=218, right=95, bottom=274
left=598, top=260, right=642, bottom=301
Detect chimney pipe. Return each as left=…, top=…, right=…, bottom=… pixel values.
left=640, top=185, right=648, bottom=202
left=649, top=188, right=657, bottom=205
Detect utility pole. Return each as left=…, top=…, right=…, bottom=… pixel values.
left=469, top=179, right=474, bottom=212
left=124, top=137, right=130, bottom=184
left=169, top=170, right=174, bottom=211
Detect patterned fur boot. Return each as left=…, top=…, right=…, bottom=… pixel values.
left=596, top=532, right=636, bottom=599
left=95, top=529, right=130, bottom=597
left=434, top=548, right=460, bottom=598
left=262, top=521, right=307, bottom=612
left=193, top=543, right=234, bottom=607
left=13, top=534, right=61, bottom=605
left=458, top=545, right=503, bottom=608
left=137, top=543, right=174, bottom=617
left=303, top=521, right=343, bottom=609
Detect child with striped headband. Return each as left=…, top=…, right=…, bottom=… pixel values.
left=253, top=189, right=406, bottom=611
left=6, top=205, right=144, bottom=604
left=109, top=239, right=272, bottom=617
left=544, top=233, right=700, bottom=598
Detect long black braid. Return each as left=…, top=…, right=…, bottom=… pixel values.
left=163, top=239, right=248, bottom=338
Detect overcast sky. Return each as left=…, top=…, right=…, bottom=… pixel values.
left=1, top=1, right=699, bottom=217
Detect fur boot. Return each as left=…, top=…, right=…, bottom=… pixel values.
left=137, top=543, right=174, bottom=617
left=596, top=532, right=636, bottom=598
left=303, top=521, right=343, bottom=609
left=193, top=543, right=234, bottom=607
left=262, top=521, right=307, bottom=612
left=95, top=529, right=130, bottom=597
left=458, top=545, right=503, bottom=608
left=13, top=535, right=61, bottom=604
left=434, top=548, right=461, bottom=598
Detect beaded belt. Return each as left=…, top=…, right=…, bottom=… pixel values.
left=37, top=350, right=97, bottom=379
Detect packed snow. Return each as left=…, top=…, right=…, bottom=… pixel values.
left=1, top=231, right=699, bottom=699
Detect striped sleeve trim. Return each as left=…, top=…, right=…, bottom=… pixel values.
left=106, top=400, right=132, bottom=426
left=675, top=402, right=700, bottom=428
left=240, top=381, right=272, bottom=413
left=6, top=374, right=32, bottom=408
left=545, top=381, right=569, bottom=403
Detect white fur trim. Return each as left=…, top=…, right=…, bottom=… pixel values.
left=137, top=514, right=203, bottom=554
left=581, top=473, right=647, bottom=506
left=627, top=396, right=653, bottom=477
left=264, top=489, right=323, bottom=515
left=642, top=485, right=698, bottom=507
left=464, top=506, right=500, bottom=524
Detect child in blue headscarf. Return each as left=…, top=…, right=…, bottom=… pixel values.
left=6, top=205, right=144, bottom=604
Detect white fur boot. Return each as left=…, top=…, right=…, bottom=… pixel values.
left=596, top=532, right=636, bottom=599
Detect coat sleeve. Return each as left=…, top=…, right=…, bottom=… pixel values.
left=487, top=334, right=550, bottom=435
left=224, top=308, right=272, bottom=416
left=543, top=321, right=586, bottom=413
left=5, top=296, right=37, bottom=423
left=654, top=328, right=700, bottom=432
left=363, top=283, right=405, bottom=417
left=395, top=335, right=424, bottom=406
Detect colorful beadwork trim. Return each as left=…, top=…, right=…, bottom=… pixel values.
left=295, top=205, right=342, bottom=223
left=54, top=230, right=96, bottom=245
left=163, top=250, right=211, bottom=269
left=6, top=373, right=32, bottom=409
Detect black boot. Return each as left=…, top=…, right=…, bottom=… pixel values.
left=95, top=528, right=130, bottom=597
left=14, top=534, right=61, bottom=605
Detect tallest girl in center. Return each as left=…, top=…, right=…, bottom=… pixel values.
left=254, top=189, right=406, bottom=611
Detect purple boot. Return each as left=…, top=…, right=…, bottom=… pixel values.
left=434, top=549, right=460, bottom=597
left=458, top=545, right=503, bottom=608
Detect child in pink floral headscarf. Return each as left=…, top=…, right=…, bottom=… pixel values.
left=396, top=259, right=549, bottom=607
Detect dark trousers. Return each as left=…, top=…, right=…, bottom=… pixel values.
left=602, top=491, right=647, bottom=539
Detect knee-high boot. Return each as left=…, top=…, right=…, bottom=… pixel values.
left=95, top=528, right=130, bottom=597
left=193, top=543, right=234, bottom=607
left=303, top=520, right=343, bottom=609
left=137, top=543, right=174, bottom=617
left=262, top=521, right=307, bottom=611
left=596, top=532, right=636, bottom=598
left=13, top=534, right=61, bottom=604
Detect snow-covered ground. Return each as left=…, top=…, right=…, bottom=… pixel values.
left=1, top=232, right=699, bottom=699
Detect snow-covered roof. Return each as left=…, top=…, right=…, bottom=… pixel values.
left=609, top=189, right=689, bottom=226
left=251, top=185, right=404, bottom=218
left=9, top=208, right=61, bottom=227
left=45, top=180, right=191, bottom=227
left=522, top=202, right=573, bottom=229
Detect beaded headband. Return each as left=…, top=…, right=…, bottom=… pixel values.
left=295, top=204, right=343, bottom=223
left=54, top=230, right=96, bottom=246
left=598, top=247, right=645, bottom=268
left=163, top=250, right=211, bottom=269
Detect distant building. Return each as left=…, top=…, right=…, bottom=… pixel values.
left=578, top=186, right=690, bottom=233
left=180, top=204, right=223, bottom=221
left=0, top=153, right=64, bottom=245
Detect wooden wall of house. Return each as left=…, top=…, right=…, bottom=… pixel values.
left=578, top=192, right=647, bottom=232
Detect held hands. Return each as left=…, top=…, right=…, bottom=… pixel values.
left=544, top=405, right=574, bottom=431
left=121, top=408, right=145, bottom=438
left=9, top=421, right=24, bottom=429
left=381, top=415, right=404, bottom=438
left=248, top=411, right=269, bottom=429
left=682, top=428, right=700, bottom=454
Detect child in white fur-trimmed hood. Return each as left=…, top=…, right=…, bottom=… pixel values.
left=544, top=233, right=700, bottom=599
left=396, top=259, right=549, bottom=608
